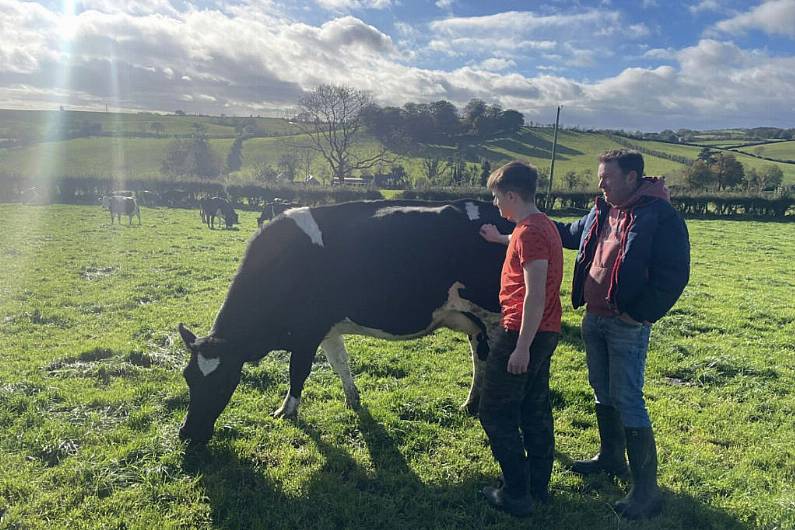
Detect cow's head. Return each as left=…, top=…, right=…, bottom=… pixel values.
left=225, top=211, right=239, bottom=228
left=177, top=323, right=244, bottom=444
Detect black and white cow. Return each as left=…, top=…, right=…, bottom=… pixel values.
left=177, top=199, right=514, bottom=443
left=101, top=195, right=141, bottom=225
left=200, top=197, right=239, bottom=229
left=257, top=199, right=299, bottom=227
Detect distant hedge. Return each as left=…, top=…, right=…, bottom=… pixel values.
left=0, top=175, right=382, bottom=209
left=397, top=188, right=795, bottom=218
left=1, top=175, right=793, bottom=218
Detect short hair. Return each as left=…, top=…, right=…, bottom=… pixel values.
left=598, top=149, right=644, bottom=180
left=486, top=160, right=538, bottom=201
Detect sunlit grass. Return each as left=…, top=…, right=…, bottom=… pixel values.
left=0, top=204, right=793, bottom=529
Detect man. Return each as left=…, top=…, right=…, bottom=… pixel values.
left=557, top=149, right=690, bottom=519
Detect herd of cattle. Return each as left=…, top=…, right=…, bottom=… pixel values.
left=98, top=192, right=298, bottom=229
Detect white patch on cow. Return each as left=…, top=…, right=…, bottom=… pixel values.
left=215, top=208, right=223, bottom=218
left=197, top=354, right=220, bottom=376
left=285, top=208, right=324, bottom=247
left=465, top=202, right=480, bottom=221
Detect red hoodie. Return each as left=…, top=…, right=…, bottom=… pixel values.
left=584, top=177, right=670, bottom=316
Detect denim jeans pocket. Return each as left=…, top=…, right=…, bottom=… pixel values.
left=614, top=316, right=643, bottom=329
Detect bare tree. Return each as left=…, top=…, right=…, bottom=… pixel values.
left=295, top=84, right=393, bottom=184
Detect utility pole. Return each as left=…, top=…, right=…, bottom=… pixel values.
left=545, top=105, right=561, bottom=211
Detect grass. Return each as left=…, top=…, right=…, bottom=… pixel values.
left=4, top=114, right=795, bottom=186
left=736, top=140, right=795, bottom=162
left=0, top=204, right=792, bottom=529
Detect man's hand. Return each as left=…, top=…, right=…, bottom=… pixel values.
left=507, top=347, right=530, bottom=374
left=480, top=224, right=509, bottom=245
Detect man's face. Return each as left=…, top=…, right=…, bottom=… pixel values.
left=598, top=161, right=637, bottom=206
left=492, top=189, right=516, bottom=221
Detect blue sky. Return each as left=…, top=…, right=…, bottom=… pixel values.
left=1, top=0, right=793, bottom=130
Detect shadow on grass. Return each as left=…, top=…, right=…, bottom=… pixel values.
left=181, top=408, right=747, bottom=529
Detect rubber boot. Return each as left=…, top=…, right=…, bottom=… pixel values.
left=571, top=404, right=628, bottom=477
left=482, top=458, right=533, bottom=517
left=613, top=427, right=663, bottom=519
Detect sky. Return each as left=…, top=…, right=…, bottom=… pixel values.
left=0, top=0, right=793, bottom=131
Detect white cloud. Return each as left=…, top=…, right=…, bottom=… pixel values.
left=714, top=0, right=795, bottom=38
left=0, top=2, right=793, bottom=129
left=436, top=0, right=454, bottom=9
left=689, top=0, right=724, bottom=14
left=478, top=57, right=516, bottom=71
left=315, top=0, right=393, bottom=11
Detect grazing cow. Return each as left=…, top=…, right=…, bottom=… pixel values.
left=257, top=199, right=299, bottom=227
left=200, top=197, right=239, bottom=229
left=177, top=199, right=514, bottom=443
left=101, top=195, right=141, bottom=225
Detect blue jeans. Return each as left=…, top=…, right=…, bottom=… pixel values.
left=581, top=312, right=652, bottom=428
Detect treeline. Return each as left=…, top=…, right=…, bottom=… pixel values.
left=4, top=175, right=793, bottom=218
left=614, top=127, right=794, bottom=144
left=682, top=147, right=785, bottom=192
left=359, top=99, right=524, bottom=148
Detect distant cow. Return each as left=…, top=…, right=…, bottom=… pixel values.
left=200, top=197, right=239, bottom=229
left=257, top=199, right=299, bottom=227
left=177, top=199, right=514, bottom=443
left=101, top=195, right=141, bottom=225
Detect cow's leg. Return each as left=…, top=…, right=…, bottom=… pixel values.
left=273, top=347, right=317, bottom=419
left=320, top=333, right=361, bottom=410
left=439, top=311, right=490, bottom=415
left=464, top=334, right=488, bottom=416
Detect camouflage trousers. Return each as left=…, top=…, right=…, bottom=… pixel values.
left=478, top=328, right=559, bottom=497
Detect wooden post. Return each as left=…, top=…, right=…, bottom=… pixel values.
left=545, top=105, right=561, bottom=211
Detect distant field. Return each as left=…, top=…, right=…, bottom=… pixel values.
left=736, top=140, right=795, bottom=162
left=0, top=204, right=792, bottom=529
left=0, top=109, right=300, bottom=140
left=2, top=111, right=795, bottom=186
left=0, top=137, right=234, bottom=179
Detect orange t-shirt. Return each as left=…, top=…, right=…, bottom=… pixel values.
left=499, top=213, right=563, bottom=333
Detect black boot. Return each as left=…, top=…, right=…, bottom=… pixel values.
left=614, top=427, right=663, bottom=519
left=528, top=457, right=553, bottom=504
left=571, top=404, right=628, bottom=477
left=482, top=458, right=533, bottom=517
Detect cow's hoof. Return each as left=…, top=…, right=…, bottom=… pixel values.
left=344, top=391, right=361, bottom=410
left=272, top=395, right=300, bottom=419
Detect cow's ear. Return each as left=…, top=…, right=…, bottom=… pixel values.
left=178, top=323, right=197, bottom=350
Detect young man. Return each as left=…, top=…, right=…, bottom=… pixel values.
left=477, top=160, right=563, bottom=517
left=555, top=150, right=690, bottom=519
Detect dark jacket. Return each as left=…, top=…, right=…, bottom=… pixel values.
left=555, top=181, right=690, bottom=323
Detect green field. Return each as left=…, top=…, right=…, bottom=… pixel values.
left=0, top=204, right=792, bottom=529
left=0, top=109, right=300, bottom=140
left=3, top=109, right=795, bottom=186
left=736, top=141, right=795, bottom=162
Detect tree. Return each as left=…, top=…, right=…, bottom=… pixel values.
left=761, top=164, right=784, bottom=190
left=278, top=153, right=299, bottom=182
left=162, top=130, right=220, bottom=178
left=226, top=137, right=243, bottom=172
left=429, top=100, right=460, bottom=139
left=697, top=147, right=717, bottom=165
left=685, top=160, right=716, bottom=190
left=711, top=153, right=744, bottom=190
left=479, top=159, right=492, bottom=187
left=294, top=84, right=393, bottom=183
left=564, top=170, right=581, bottom=190
left=422, top=157, right=441, bottom=182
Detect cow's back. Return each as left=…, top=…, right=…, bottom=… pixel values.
left=221, top=200, right=511, bottom=341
